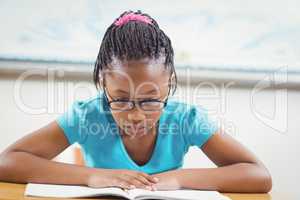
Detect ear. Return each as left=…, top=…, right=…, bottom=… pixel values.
left=169, top=73, right=177, bottom=95
left=98, top=75, right=104, bottom=90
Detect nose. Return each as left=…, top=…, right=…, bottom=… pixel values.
left=127, top=107, right=146, bottom=122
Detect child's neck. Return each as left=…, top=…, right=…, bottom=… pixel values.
left=120, top=124, right=157, bottom=140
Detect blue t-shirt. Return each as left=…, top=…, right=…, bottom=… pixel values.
left=56, top=92, right=218, bottom=174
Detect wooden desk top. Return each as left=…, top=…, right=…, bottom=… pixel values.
left=0, top=182, right=272, bottom=200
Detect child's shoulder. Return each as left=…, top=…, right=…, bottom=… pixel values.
left=164, top=98, right=198, bottom=113
left=68, top=93, right=104, bottom=115
left=161, top=98, right=208, bottom=123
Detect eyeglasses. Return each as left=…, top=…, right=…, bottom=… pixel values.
left=103, top=82, right=170, bottom=112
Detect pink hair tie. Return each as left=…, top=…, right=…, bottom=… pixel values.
left=114, top=13, right=152, bottom=26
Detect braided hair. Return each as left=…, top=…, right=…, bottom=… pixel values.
left=93, top=10, right=177, bottom=95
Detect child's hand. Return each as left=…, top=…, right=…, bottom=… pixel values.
left=87, top=169, right=159, bottom=190
left=151, top=170, right=182, bottom=190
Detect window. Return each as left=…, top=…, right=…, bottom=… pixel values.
left=0, top=0, right=299, bottom=74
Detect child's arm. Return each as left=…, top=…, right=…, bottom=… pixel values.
left=0, top=121, right=93, bottom=185
left=152, top=131, right=272, bottom=193
left=0, top=121, right=157, bottom=189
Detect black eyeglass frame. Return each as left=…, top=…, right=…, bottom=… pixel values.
left=102, top=76, right=172, bottom=111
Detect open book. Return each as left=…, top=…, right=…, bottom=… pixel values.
left=25, top=183, right=231, bottom=200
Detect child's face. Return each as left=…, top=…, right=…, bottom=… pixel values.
left=103, top=58, right=170, bottom=138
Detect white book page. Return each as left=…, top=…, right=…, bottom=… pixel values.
left=25, top=183, right=131, bottom=199
left=128, top=188, right=231, bottom=200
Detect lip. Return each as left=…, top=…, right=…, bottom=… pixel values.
left=126, top=125, right=145, bottom=130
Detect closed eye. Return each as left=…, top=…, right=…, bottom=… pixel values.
left=114, top=98, right=130, bottom=102
left=141, top=98, right=161, bottom=102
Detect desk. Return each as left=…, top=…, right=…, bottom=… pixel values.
left=0, top=182, right=271, bottom=200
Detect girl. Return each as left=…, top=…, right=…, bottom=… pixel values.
left=0, top=10, right=271, bottom=193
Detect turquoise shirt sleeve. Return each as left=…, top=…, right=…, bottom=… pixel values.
left=56, top=101, right=86, bottom=145
left=181, top=104, right=218, bottom=148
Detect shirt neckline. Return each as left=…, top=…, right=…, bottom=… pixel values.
left=117, top=122, right=162, bottom=169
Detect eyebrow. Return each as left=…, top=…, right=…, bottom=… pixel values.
left=115, top=89, right=158, bottom=95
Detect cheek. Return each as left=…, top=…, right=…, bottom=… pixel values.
left=110, top=111, right=126, bottom=125
left=146, top=111, right=162, bottom=123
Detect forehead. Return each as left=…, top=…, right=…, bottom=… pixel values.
left=105, top=58, right=170, bottom=92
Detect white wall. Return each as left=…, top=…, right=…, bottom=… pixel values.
left=0, top=72, right=299, bottom=199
